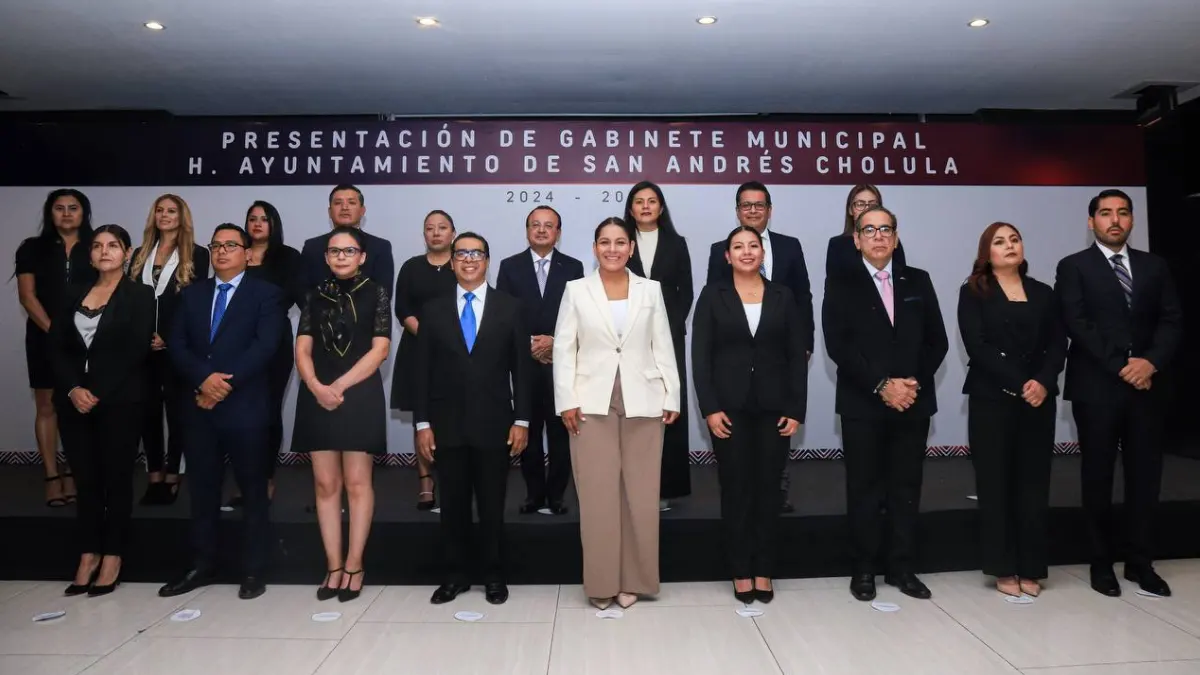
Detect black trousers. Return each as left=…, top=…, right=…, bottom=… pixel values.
left=58, top=400, right=141, bottom=556
left=1073, top=394, right=1165, bottom=568
left=968, top=395, right=1055, bottom=579
left=519, top=362, right=571, bottom=506
left=660, top=330, right=692, bottom=499
left=712, top=408, right=789, bottom=578
left=142, top=351, right=183, bottom=474
left=842, top=415, right=930, bottom=574
left=436, top=443, right=510, bottom=584
left=185, top=419, right=271, bottom=576
left=264, top=331, right=295, bottom=480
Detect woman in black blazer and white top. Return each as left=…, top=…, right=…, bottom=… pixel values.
left=692, top=226, right=807, bottom=603
left=51, top=225, right=156, bottom=596
left=958, top=221, right=1066, bottom=598
left=625, top=181, right=694, bottom=505
left=128, top=194, right=210, bottom=505
left=826, top=184, right=907, bottom=282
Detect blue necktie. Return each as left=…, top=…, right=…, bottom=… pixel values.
left=461, top=291, right=477, bottom=352
left=210, top=282, right=232, bottom=342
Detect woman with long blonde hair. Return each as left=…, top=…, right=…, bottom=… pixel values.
left=129, top=194, right=210, bottom=505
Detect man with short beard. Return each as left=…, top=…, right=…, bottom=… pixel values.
left=1054, top=188, right=1183, bottom=598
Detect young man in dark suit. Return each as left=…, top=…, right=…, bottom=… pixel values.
left=159, top=224, right=284, bottom=600
left=1054, top=189, right=1183, bottom=598
left=415, top=232, right=532, bottom=606
left=496, top=206, right=585, bottom=515
left=299, top=185, right=395, bottom=303
left=705, top=181, right=814, bottom=513
left=822, top=206, right=948, bottom=602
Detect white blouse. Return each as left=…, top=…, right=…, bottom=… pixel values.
left=636, top=228, right=659, bottom=276
left=743, top=302, right=762, bottom=337
left=609, top=299, right=630, bottom=338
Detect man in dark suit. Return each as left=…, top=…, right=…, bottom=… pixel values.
left=822, top=205, right=948, bottom=602
left=1054, top=189, right=1183, bottom=598
left=496, top=206, right=585, bottom=515
left=299, top=185, right=395, bottom=303
left=705, top=181, right=814, bottom=513
left=415, top=231, right=531, bottom=606
left=158, top=224, right=284, bottom=600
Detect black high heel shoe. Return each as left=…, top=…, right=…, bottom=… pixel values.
left=733, top=579, right=756, bottom=604
left=339, top=570, right=364, bottom=603
left=65, top=565, right=100, bottom=596
left=417, top=474, right=436, bottom=511
left=317, top=568, right=343, bottom=601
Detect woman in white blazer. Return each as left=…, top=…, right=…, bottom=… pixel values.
left=553, top=217, right=680, bottom=610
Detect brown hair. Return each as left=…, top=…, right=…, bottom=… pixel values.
left=842, top=184, right=883, bottom=235
left=967, top=222, right=1028, bottom=296
left=129, top=194, right=199, bottom=290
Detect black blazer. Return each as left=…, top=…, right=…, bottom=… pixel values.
left=691, top=281, right=808, bottom=422
left=49, top=278, right=156, bottom=408
left=495, top=248, right=585, bottom=337
left=414, top=287, right=532, bottom=449
left=706, top=230, right=814, bottom=352
left=168, top=275, right=284, bottom=430
left=822, top=259, right=948, bottom=419
left=300, top=230, right=395, bottom=306
left=1054, top=245, right=1183, bottom=403
left=826, top=234, right=907, bottom=283
left=130, top=244, right=211, bottom=338
left=628, top=227, right=694, bottom=338
left=957, top=276, right=1067, bottom=399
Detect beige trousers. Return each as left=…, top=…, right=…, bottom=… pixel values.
left=570, top=373, right=664, bottom=598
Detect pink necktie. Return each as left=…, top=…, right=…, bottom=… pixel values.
left=876, top=270, right=894, bottom=325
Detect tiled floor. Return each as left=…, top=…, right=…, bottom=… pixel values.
left=3, top=561, right=1200, bottom=675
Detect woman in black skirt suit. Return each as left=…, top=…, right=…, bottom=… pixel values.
left=15, top=188, right=96, bottom=507
left=391, top=209, right=458, bottom=510
left=294, top=226, right=392, bottom=602
left=625, top=181, right=694, bottom=507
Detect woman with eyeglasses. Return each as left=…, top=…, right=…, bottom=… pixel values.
left=958, top=222, right=1066, bottom=597
left=624, top=180, right=694, bottom=510
left=293, top=226, right=391, bottom=602
left=52, top=225, right=155, bottom=596
left=825, top=185, right=906, bottom=282
left=129, top=194, right=210, bottom=505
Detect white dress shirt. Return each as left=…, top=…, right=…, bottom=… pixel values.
left=637, top=228, right=659, bottom=276
left=862, top=256, right=894, bottom=301
left=609, top=299, right=630, bottom=339
left=1095, top=241, right=1133, bottom=280
left=760, top=228, right=774, bottom=280
left=530, top=248, right=554, bottom=268
left=210, top=271, right=246, bottom=323
left=743, top=302, right=762, bottom=337
left=416, top=283, right=528, bottom=431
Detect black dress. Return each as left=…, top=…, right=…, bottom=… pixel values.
left=292, top=276, right=392, bottom=455
left=390, top=254, right=458, bottom=411
left=245, top=245, right=303, bottom=469
left=14, top=236, right=96, bottom=389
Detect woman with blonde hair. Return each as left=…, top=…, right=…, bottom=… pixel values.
left=129, top=194, right=210, bottom=505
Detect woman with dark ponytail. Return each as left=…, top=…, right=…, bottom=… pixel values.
left=957, top=222, right=1066, bottom=598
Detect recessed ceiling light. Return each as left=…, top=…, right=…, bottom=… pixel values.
left=416, top=17, right=439, bottom=27
left=696, top=16, right=717, bottom=25
left=968, top=18, right=989, bottom=28
left=143, top=21, right=165, bottom=30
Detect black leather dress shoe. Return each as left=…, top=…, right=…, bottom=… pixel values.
left=1125, top=565, right=1171, bottom=597
left=519, top=501, right=543, bottom=515
left=430, top=583, right=470, bottom=604
left=885, top=572, right=932, bottom=599
left=547, top=502, right=570, bottom=515
left=1090, top=566, right=1122, bottom=597
left=158, top=568, right=214, bottom=598
left=485, top=582, right=509, bottom=605
left=850, top=573, right=876, bottom=601
left=239, top=577, right=266, bottom=600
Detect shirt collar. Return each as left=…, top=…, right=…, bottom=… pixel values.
left=215, top=270, right=246, bottom=289
left=862, top=256, right=893, bottom=279
left=1095, top=241, right=1130, bottom=262
left=458, top=283, right=487, bottom=302
left=529, top=248, right=555, bottom=264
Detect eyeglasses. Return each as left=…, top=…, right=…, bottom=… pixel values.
left=852, top=200, right=880, bottom=211
left=857, top=225, right=896, bottom=238
left=208, top=241, right=246, bottom=253
left=738, top=201, right=769, bottom=212
left=325, top=247, right=362, bottom=258
left=453, top=249, right=487, bottom=261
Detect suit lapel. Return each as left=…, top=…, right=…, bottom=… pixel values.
left=472, top=286, right=500, bottom=351
left=91, top=280, right=124, bottom=350
left=212, top=278, right=248, bottom=343
left=856, top=264, right=894, bottom=334
left=719, top=285, right=753, bottom=339
left=1088, top=246, right=1132, bottom=314
left=622, top=276, right=648, bottom=346
left=584, top=273, right=620, bottom=344
left=520, top=249, right=542, bottom=299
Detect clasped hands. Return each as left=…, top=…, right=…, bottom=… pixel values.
left=195, top=372, right=234, bottom=410
left=879, top=378, right=920, bottom=411
left=1119, top=357, right=1155, bottom=391
left=68, top=387, right=99, bottom=414
left=531, top=335, right=553, bottom=364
